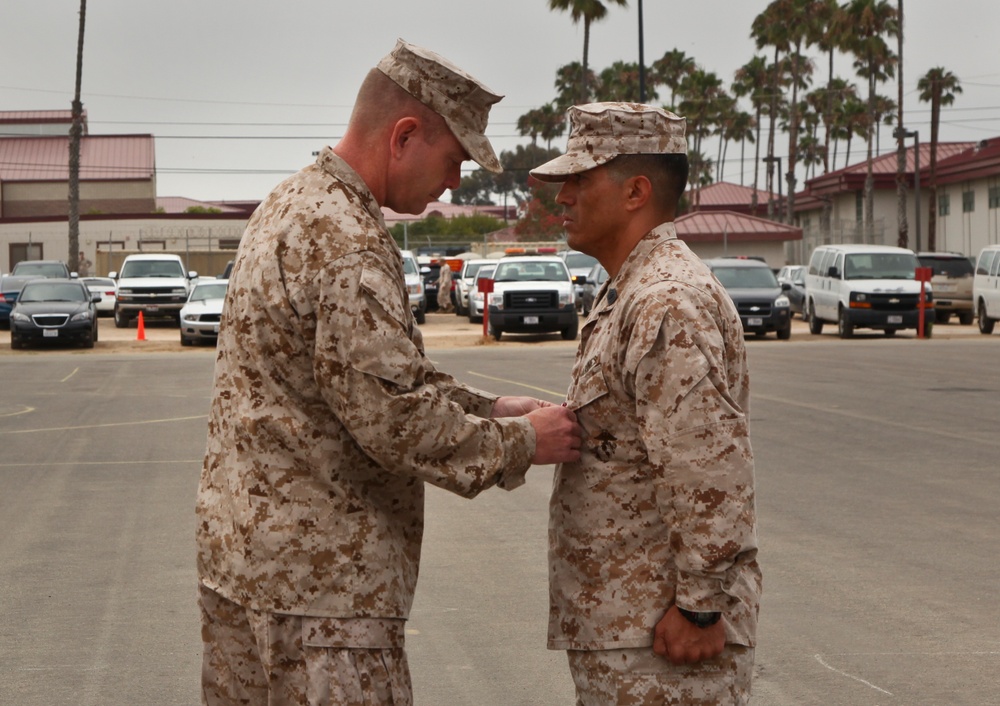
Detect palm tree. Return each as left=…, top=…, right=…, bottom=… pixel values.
left=843, top=0, right=898, bottom=233
left=810, top=0, right=851, bottom=174
left=918, top=67, right=963, bottom=251
left=733, top=55, right=770, bottom=213
left=516, top=103, right=566, bottom=149
left=595, top=61, right=657, bottom=102
left=751, top=3, right=792, bottom=217
left=547, top=0, right=629, bottom=103
left=678, top=69, right=725, bottom=209
left=650, top=49, right=696, bottom=108
left=553, top=62, right=597, bottom=110
left=68, top=0, right=87, bottom=273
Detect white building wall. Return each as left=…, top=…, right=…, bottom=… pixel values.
left=936, top=177, right=1000, bottom=257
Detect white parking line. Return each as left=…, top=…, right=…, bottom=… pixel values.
left=0, top=414, right=207, bottom=435
left=814, top=654, right=893, bottom=696
left=465, top=371, right=567, bottom=400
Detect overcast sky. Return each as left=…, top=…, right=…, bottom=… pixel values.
left=2, top=0, right=998, bottom=203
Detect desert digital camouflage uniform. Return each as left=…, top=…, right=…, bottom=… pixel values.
left=549, top=223, right=761, bottom=702
left=195, top=146, right=534, bottom=700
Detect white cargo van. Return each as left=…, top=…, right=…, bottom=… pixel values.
left=804, top=244, right=934, bottom=338
left=972, top=244, right=1000, bottom=334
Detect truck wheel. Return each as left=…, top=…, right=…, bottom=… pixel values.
left=935, top=310, right=951, bottom=324
left=777, top=323, right=792, bottom=340
left=114, top=306, right=131, bottom=329
left=415, top=308, right=426, bottom=325
left=561, top=317, right=579, bottom=341
left=837, top=308, right=854, bottom=339
left=978, top=303, right=995, bottom=334
left=923, top=322, right=934, bottom=339
left=488, top=323, right=502, bottom=341
left=808, top=301, right=823, bottom=335
left=958, top=312, right=974, bottom=326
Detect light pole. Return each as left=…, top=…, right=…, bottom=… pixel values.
left=894, top=128, right=921, bottom=251
left=762, top=155, right=783, bottom=222
left=637, top=0, right=646, bottom=102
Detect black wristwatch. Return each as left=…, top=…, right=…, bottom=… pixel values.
left=678, top=608, right=722, bottom=628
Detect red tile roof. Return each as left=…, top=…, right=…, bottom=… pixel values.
left=0, top=134, right=154, bottom=182
left=0, top=109, right=82, bottom=125
left=934, top=138, right=1000, bottom=185
left=676, top=210, right=802, bottom=242
left=694, top=181, right=777, bottom=207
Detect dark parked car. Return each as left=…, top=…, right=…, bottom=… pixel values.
left=9, top=278, right=100, bottom=349
left=705, top=257, right=792, bottom=340
left=579, top=262, right=609, bottom=316
left=776, top=265, right=807, bottom=317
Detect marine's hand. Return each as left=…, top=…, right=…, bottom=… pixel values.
left=525, top=406, right=582, bottom=465
left=652, top=605, right=726, bottom=665
left=491, top=396, right=556, bottom=418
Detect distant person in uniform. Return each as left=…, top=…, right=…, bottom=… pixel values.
left=77, top=251, right=92, bottom=277
left=196, top=39, right=582, bottom=706
left=436, top=261, right=454, bottom=312
left=531, top=102, right=761, bottom=705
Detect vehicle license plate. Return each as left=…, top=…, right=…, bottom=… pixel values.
left=523, top=316, right=539, bottom=325
left=213, top=325, right=220, bottom=334
left=147, top=305, right=159, bottom=312
left=937, top=284, right=955, bottom=292
left=748, top=317, right=763, bottom=326
left=887, top=315, right=903, bottom=324
left=43, top=329, right=58, bottom=338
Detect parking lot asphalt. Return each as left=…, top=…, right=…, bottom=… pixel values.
left=1, top=310, right=991, bottom=357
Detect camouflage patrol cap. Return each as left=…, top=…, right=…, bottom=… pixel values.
left=530, top=102, right=687, bottom=182
left=377, top=39, right=504, bottom=174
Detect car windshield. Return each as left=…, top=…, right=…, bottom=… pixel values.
left=918, top=257, right=974, bottom=278
left=190, top=283, right=229, bottom=302
left=844, top=253, right=918, bottom=280
left=564, top=252, right=598, bottom=269
left=401, top=258, right=418, bottom=275
left=493, top=261, right=568, bottom=282
left=120, top=260, right=185, bottom=278
left=13, top=263, right=65, bottom=277
left=713, top=266, right=778, bottom=289
left=464, top=262, right=495, bottom=280
left=19, top=282, right=87, bottom=302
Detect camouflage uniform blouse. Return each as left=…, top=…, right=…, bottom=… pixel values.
left=196, top=147, right=534, bottom=620
left=549, top=223, right=761, bottom=651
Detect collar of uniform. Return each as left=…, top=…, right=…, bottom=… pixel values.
left=315, top=146, right=386, bottom=227
left=610, top=222, right=678, bottom=297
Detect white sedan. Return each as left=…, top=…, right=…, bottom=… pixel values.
left=179, top=280, right=229, bottom=346
left=81, top=277, right=117, bottom=316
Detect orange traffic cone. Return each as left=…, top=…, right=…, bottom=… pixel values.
left=136, top=311, right=146, bottom=341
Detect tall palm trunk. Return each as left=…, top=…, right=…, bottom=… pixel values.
left=894, top=0, right=908, bottom=248
left=928, top=92, right=940, bottom=251
left=67, top=0, right=87, bottom=273
left=864, top=58, right=876, bottom=235
left=751, top=105, right=762, bottom=214
left=766, top=47, right=780, bottom=218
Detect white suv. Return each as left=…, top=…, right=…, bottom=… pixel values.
left=973, top=244, right=1000, bottom=334
left=486, top=256, right=577, bottom=341
left=110, top=253, right=197, bottom=328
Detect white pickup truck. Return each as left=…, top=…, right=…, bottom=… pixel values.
left=110, top=253, right=198, bottom=328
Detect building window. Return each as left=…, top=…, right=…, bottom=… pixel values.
left=9, top=242, right=44, bottom=267
left=218, top=239, right=241, bottom=250
left=138, top=240, right=166, bottom=251
left=989, top=186, right=1000, bottom=209
left=938, top=193, right=950, bottom=216
left=962, top=191, right=975, bottom=213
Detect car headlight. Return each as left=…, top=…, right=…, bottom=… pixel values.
left=775, top=295, right=790, bottom=308
left=171, top=288, right=187, bottom=295
left=407, top=282, right=423, bottom=296
left=488, top=293, right=503, bottom=309
left=71, top=310, right=93, bottom=322
left=11, top=312, right=30, bottom=323
left=849, top=292, right=871, bottom=309
left=559, top=290, right=573, bottom=307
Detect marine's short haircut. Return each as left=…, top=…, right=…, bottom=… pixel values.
left=350, top=68, right=449, bottom=144
left=604, top=153, right=689, bottom=212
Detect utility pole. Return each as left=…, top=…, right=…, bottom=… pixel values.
left=67, top=0, right=87, bottom=273
left=895, top=0, right=909, bottom=248
left=637, top=0, right=646, bottom=102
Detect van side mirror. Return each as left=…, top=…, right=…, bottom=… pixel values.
left=827, top=266, right=840, bottom=278
left=781, top=282, right=791, bottom=291
left=108, top=271, right=118, bottom=279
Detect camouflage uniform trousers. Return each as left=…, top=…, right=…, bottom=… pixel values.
left=567, top=644, right=753, bottom=706
left=199, top=585, right=412, bottom=706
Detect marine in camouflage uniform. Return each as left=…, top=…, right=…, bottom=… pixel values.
left=532, top=103, right=762, bottom=705
left=196, top=40, right=581, bottom=706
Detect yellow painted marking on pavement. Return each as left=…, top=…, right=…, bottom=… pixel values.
left=466, top=371, right=566, bottom=400
left=0, top=406, right=35, bottom=418
left=0, top=414, right=208, bottom=435
left=60, top=367, right=79, bottom=383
